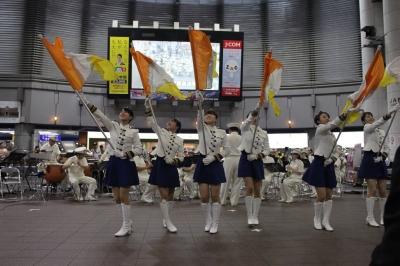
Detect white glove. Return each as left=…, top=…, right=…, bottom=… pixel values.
left=247, top=154, right=257, bottom=161
left=348, top=106, right=363, bottom=113
left=77, top=90, right=89, bottom=105
left=113, top=150, right=124, bottom=158
left=165, top=157, right=174, bottom=165
left=324, top=158, right=333, bottom=167
left=144, top=97, right=151, bottom=108
left=373, top=156, right=382, bottom=163
left=389, top=103, right=400, bottom=113
left=196, top=91, right=204, bottom=101
left=202, top=155, right=215, bottom=165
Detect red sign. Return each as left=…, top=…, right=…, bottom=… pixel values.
left=223, top=40, right=242, bottom=49
left=222, top=88, right=241, bottom=96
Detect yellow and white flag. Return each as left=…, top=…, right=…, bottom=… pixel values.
left=379, top=56, right=400, bottom=87
left=259, top=52, right=283, bottom=116
left=130, top=46, right=186, bottom=100
left=39, top=35, right=117, bottom=90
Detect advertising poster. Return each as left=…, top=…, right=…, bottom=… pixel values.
left=0, top=101, right=20, bottom=123
left=221, top=40, right=242, bottom=97
left=109, top=36, right=130, bottom=94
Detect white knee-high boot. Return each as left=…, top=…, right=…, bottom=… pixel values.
left=366, top=197, right=380, bottom=227
left=201, top=202, right=212, bottom=232
left=210, top=202, right=221, bottom=234
left=160, top=200, right=177, bottom=233
left=379, top=198, right=387, bottom=226
left=115, top=203, right=132, bottom=237
left=322, top=200, right=333, bottom=231
left=252, top=198, right=261, bottom=225
left=244, top=196, right=254, bottom=225
left=314, top=202, right=323, bottom=230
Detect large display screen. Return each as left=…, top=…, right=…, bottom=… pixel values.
left=108, top=28, right=244, bottom=101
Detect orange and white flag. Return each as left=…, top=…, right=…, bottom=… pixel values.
left=130, top=46, right=186, bottom=100
left=341, top=48, right=384, bottom=125
left=39, top=35, right=117, bottom=90
left=260, top=52, right=283, bottom=117
left=188, top=30, right=218, bottom=90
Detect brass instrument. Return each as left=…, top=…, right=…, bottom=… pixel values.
left=277, top=151, right=284, bottom=167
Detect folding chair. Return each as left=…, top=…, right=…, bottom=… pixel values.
left=1, top=167, right=23, bottom=201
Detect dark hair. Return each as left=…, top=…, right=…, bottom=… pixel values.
left=171, top=118, right=182, bottom=134
left=0, top=141, right=5, bottom=145
left=229, top=127, right=239, bottom=132
left=205, top=109, right=218, bottom=119
left=122, top=107, right=134, bottom=122
left=117, top=54, right=122, bottom=57
left=361, top=112, right=373, bottom=123
left=314, top=111, right=330, bottom=125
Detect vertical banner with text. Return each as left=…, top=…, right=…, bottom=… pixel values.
left=221, top=40, right=242, bottom=97
left=109, top=36, right=130, bottom=94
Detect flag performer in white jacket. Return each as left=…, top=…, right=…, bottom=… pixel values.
left=193, top=92, right=231, bottom=234
left=358, top=103, right=400, bottom=227
left=145, top=98, right=184, bottom=233
left=302, top=110, right=349, bottom=231
left=237, top=103, right=271, bottom=225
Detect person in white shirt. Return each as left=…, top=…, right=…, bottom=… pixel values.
left=91, top=144, right=101, bottom=160
left=279, top=149, right=305, bottom=203
left=358, top=104, right=400, bottom=227
left=302, top=110, right=348, bottom=231
left=134, top=155, right=152, bottom=194
left=62, top=147, right=97, bottom=201
left=237, top=103, right=271, bottom=225
left=220, top=123, right=243, bottom=207
left=260, top=155, right=275, bottom=200
left=0, top=141, right=10, bottom=159
left=145, top=98, right=184, bottom=233
left=81, top=91, right=143, bottom=237
left=174, top=149, right=197, bottom=199
left=40, top=136, right=61, bottom=163
left=193, top=92, right=230, bottom=234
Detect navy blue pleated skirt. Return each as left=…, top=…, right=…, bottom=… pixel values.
left=302, top=155, right=337, bottom=189
left=148, top=157, right=180, bottom=188
left=238, top=152, right=265, bottom=180
left=105, top=156, right=139, bottom=187
left=193, top=155, right=226, bottom=184
left=358, top=151, right=388, bottom=179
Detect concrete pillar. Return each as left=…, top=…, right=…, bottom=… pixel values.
left=14, top=123, right=35, bottom=153
left=359, top=0, right=386, bottom=119
left=384, top=0, right=400, bottom=160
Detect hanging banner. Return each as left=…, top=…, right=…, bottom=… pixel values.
left=0, top=101, right=21, bottom=123
left=109, top=36, right=130, bottom=94
left=221, top=40, right=242, bottom=97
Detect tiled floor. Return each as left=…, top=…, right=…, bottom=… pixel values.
left=0, top=189, right=383, bottom=266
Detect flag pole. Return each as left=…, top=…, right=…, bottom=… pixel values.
left=75, top=91, right=115, bottom=150
left=249, top=104, right=261, bottom=154
left=376, top=111, right=397, bottom=156
left=147, top=96, right=167, bottom=156
left=326, top=114, right=351, bottom=159
left=197, top=92, right=208, bottom=156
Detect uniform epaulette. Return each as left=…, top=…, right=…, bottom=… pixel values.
left=89, top=105, right=97, bottom=113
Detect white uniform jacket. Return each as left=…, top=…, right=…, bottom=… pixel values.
left=287, top=159, right=304, bottom=179
left=314, top=117, right=342, bottom=159
left=147, top=116, right=184, bottom=163
left=92, top=108, right=142, bottom=160
left=134, top=155, right=149, bottom=182
left=40, top=143, right=61, bottom=163
left=194, top=110, right=230, bottom=158
left=64, top=156, right=88, bottom=178
left=237, top=114, right=271, bottom=157
left=226, top=132, right=242, bottom=157
left=363, top=117, right=389, bottom=155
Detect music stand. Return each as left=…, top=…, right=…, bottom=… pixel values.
left=264, top=163, right=286, bottom=173
left=2, top=152, right=27, bottom=164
